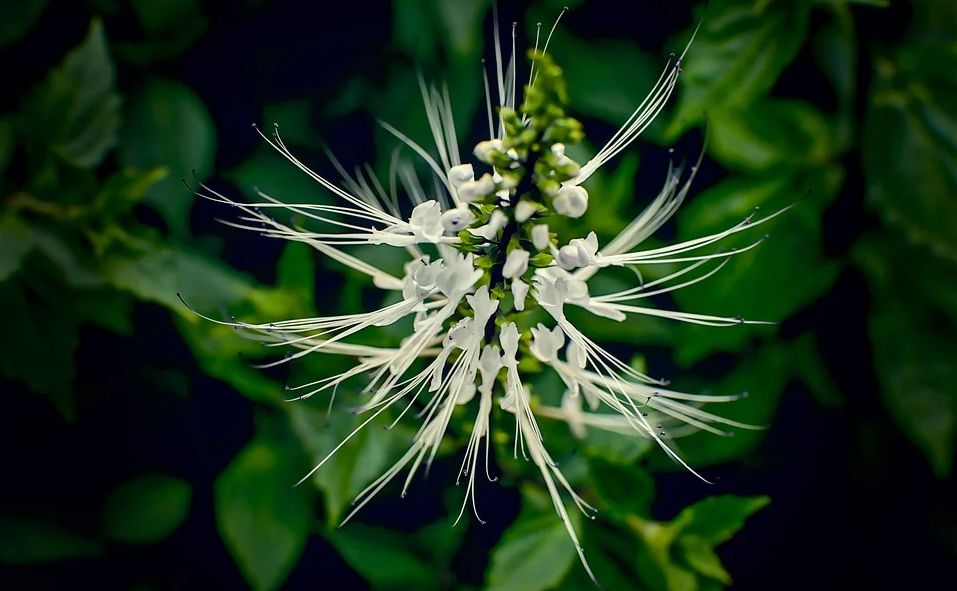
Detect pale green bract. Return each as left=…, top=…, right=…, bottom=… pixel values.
left=186, top=10, right=782, bottom=584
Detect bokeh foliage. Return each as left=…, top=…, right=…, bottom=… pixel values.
left=0, top=0, right=954, bottom=590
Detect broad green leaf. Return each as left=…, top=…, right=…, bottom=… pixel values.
left=708, top=100, right=840, bottom=172
left=0, top=215, right=36, bottom=283
left=215, top=427, right=314, bottom=591
left=486, top=509, right=581, bottom=591
left=275, top=241, right=315, bottom=306
left=664, top=0, right=811, bottom=140
left=73, top=289, right=135, bottom=336
left=588, top=457, right=655, bottom=519
left=672, top=170, right=841, bottom=364
left=118, top=77, right=216, bottom=237
left=26, top=18, right=122, bottom=169
left=867, top=297, right=955, bottom=476
left=864, top=42, right=957, bottom=262
left=0, top=516, right=102, bottom=563
left=93, top=167, right=168, bottom=220
left=647, top=342, right=787, bottom=469
left=677, top=536, right=731, bottom=584
left=0, top=0, right=50, bottom=50
left=671, top=495, right=770, bottom=544
left=101, top=474, right=192, bottom=544
left=854, top=231, right=957, bottom=325
left=105, top=245, right=251, bottom=314
left=0, top=278, right=78, bottom=420
left=288, top=404, right=406, bottom=524
left=326, top=524, right=436, bottom=588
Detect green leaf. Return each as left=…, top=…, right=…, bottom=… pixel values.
left=288, top=404, right=406, bottom=524
left=0, top=515, right=102, bottom=563
left=94, top=167, right=168, bottom=219
left=276, top=241, right=315, bottom=305
left=215, top=426, right=314, bottom=591
left=677, top=536, right=731, bottom=584
left=664, top=0, right=811, bottom=140
left=101, top=474, right=192, bottom=544
left=0, top=215, right=36, bottom=283
left=105, top=245, right=251, bottom=314
left=485, top=509, right=580, bottom=591
left=672, top=170, right=841, bottom=364
left=708, top=99, right=840, bottom=172
left=864, top=42, right=957, bottom=262
left=326, top=524, right=436, bottom=588
left=0, top=0, right=50, bottom=50
left=588, top=457, right=655, bottom=519
left=672, top=495, right=770, bottom=544
left=867, top=296, right=956, bottom=476
left=0, top=278, right=78, bottom=420
left=815, top=0, right=888, bottom=7
left=26, top=18, right=122, bottom=169
left=118, top=77, right=216, bottom=237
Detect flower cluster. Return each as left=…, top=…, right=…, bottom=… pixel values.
left=187, top=14, right=784, bottom=583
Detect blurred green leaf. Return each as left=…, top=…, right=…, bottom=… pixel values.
left=672, top=170, right=841, bottom=364
left=26, top=18, right=122, bottom=169
left=672, top=495, right=770, bottom=544
left=0, top=515, right=102, bottom=563
left=326, top=524, right=436, bottom=589
left=665, top=0, right=810, bottom=141
left=263, top=100, right=321, bottom=148
left=118, top=77, right=216, bottom=237
left=677, top=535, right=731, bottom=584
left=588, top=456, right=655, bottom=519
left=0, top=278, right=78, bottom=420
left=0, top=214, right=36, bottom=283
left=649, top=342, right=787, bottom=469
left=0, top=0, right=50, bottom=50
left=864, top=42, right=957, bottom=262
left=855, top=231, right=957, bottom=325
left=485, top=508, right=580, bottom=591
left=867, top=296, right=955, bottom=476
left=276, top=241, right=315, bottom=307
left=105, top=245, right=251, bottom=314
left=289, top=403, right=407, bottom=524
left=101, top=474, right=192, bottom=544
left=708, top=99, right=840, bottom=172
left=93, top=167, right=168, bottom=220
left=215, top=426, right=314, bottom=591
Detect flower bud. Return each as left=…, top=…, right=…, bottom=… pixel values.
left=515, top=200, right=537, bottom=223
left=552, top=185, right=588, bottom=218
left=473, top=139, right=503, bottom=163
left=457, top=173, right=496, bottom=202
left=448, top=163, right=474, bottom=188
left=531, top=224, right=550, bottom=250
left=502, top=248, right=530, bottom=279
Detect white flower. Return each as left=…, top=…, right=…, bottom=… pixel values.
left=184, top=9, right=782, bottom=588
